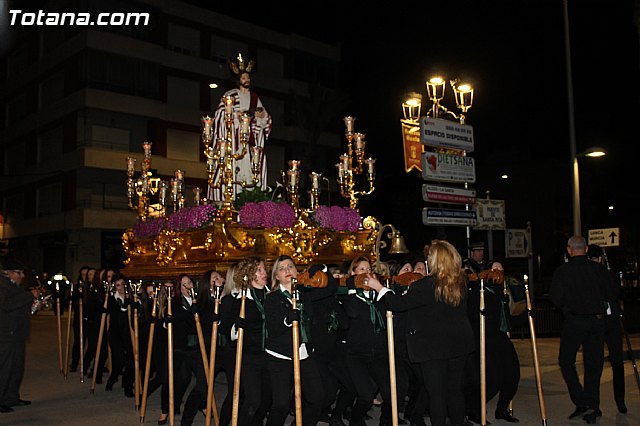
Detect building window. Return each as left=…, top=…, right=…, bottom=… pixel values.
left=37, top=182, right=62, bottom=217
left=166, top=128, right=199, bottom=161
left=38, top=126, right=64, bottom=163
left=91, top=125, right=131, bottom=150
left=210, top=34, right=247, bottom=64
left=168, top=23, right=199, bottom=57
left=39, top=70, right=65, bottom=109
left=4, top=143, right=25, bottom=175
left=2, top=193, right=25, bottom=223
left=6, top=93, right=28, bottom=125
left=83, top=50, right=160, bottom=99
left=166, top=76, right=200, bottom=109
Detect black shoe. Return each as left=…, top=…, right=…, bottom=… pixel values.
left=569, top=406, right=590, bottom=419
left=95, top=377, right=103, bottom=385
left=583, top=412, right=597, bottom=424
left=495, top=410, right=519, bottom=423
left=105, top=381, right=114, bottom=391
left=0, top=405, right=13, bottom=413
left=329, top=415, right=347, bottom=426
left=10, top=400, right=31, bottom=407
left=467, top=413, right=489, bottom=425
left=124, top=388, right=134, bottom=398
left=158, top=413, right=168, bottom=425
left=70, top=366, right=77, bottom=373
left=616, top=399, right=628, bottom=414
left=398, top=418, right=408, bottom=425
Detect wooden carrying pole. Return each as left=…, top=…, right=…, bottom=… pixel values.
left=619, top=315, right=640, bottom=395
left=384, top=279, right=398, bottom=426
left=524, top=276, right=548, bottom=426
left=479, top=280, right=487, bottom=426
left=291, top=280, right=303, bottom=426
left=56, top=282, right=64, bottom=374
left=79, top=283, right=85, bottom=383
left=132, top=283, right=141, bottom=411
left=191, top=288, right=210, bottom=381
left=63, top=283, right=74, bottom=379
left=166, top=284, right=176, bottom=426
left=139, top=286, right=158, bottom=423
left=206, top=286, right=221, bottom=426
left=231, top=280, right=247, bottom=426
left=91, top=283, right=110, bottom=394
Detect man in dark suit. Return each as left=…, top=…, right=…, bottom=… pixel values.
left=0, top=259, right=36, bottom=413
left=550, top=236, right=619, bottom=424
left=587, top=244, right=627, bottom=414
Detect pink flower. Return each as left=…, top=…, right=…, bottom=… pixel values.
left=313, top=206, right=361, bottom=232
left=238, top=201, right=296, bottom=228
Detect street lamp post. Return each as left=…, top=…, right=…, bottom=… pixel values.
left=572, top=147, right=607, bottom=236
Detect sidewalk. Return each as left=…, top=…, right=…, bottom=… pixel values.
left=4, top=310, right=639, bottom=425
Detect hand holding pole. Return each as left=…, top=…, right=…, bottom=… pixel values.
left=291, top=278, right=303, bottom=426
left=231, top=276, right=248, bottom=426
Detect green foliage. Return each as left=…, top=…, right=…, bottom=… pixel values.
left=235, top=187, right=272, bottom=208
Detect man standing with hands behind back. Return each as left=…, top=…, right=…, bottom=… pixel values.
left=0, top=259, right=35, bottom=414
left=550, top=236, right=619, bottom=424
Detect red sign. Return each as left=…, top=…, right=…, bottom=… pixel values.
left=401, top=122, right=422, bottom=172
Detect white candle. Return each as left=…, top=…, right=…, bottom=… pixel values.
left=343, top=116, right=356, bottom=133
left=201, top=116, right=213, bottom=138
left=241, top=114, right=251, bottom=135
left=224, top=95, right=234, bottom=116
left=251, top=147, right=262, bottom=166
left=366, top=158, right=376, bottom=174
left=219, top=141, right=227, bottom=158
left=341, top=154, right=351, bottom=171
left=126, top=157, right=136, bottom=175
left=355, top=133, right=366, bottom=150
left=142, top=141, right=152, bottom=159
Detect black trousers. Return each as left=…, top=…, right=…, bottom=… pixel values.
left=464, top=332, right=520, bottom=416
left=84, top=319, right=108, bottom=378
left=418, top=354, right=468, bottom=426
left=266, top=354, right=324, bottom=426
left=327, top=341, right=357, bottom=420
left=107, top=332, right=134, bottom=389
left=558, top=315, right=605, bottom=410
left=219, top=345, right=237, bottom=426
left=161, top=347, right=196, bottom=414
left=181, top=348, right=207, bottom=426
left=0, top=339, right=26, bottom=406
left=346, top=350, right=391, bottom=424
left=238, top=351, right=272, bottom=425
left=604, top=314, right=625, bottom=401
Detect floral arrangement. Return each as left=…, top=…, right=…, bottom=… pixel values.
left=312, top=205, right=361, bottom=232
left=132, top=204, right=216, bottom=239
left=167, top=204, right=217, bottom=232
left=238, top=201, right=296, bottom=228
left=132, top=217, right=167, bottom=240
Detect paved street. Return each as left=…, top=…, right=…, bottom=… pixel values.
left=3, top=310, right=639, bottom=425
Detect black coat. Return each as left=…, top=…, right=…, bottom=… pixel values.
left=0, top=276, right=34, bottom=342
left=380, top=275, right=474, bottom=362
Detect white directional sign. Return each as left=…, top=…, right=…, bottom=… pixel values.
left=420, top=117, right=475, bottom=152
left=422, top=207, right=477, bottom=227
left=422, top=184, right=476, bottom=204
left=421, top=152, right=476, bottom=183
left=505, top=228, right=531, bottom=258
left=474, top=199, right=506, bottom=230
left=588, top=227, right=620, bottom=247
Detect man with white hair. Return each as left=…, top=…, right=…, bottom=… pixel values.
left=549, top=236, right=619, bottom=424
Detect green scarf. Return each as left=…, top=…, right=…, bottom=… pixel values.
left=356, top=290, right=386, bottom=334
left=250, top=287, right=268, bottom=350
left=281, top=289, right=310, bottom=343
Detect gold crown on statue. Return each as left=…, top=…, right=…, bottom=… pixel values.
left=229, top=53, right=255, bottom=75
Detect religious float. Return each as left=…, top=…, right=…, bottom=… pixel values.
left=121, top=107, right=407, bottom=280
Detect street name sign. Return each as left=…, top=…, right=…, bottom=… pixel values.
left=421, top=152, right=476, bottom=183
left=588, top=227, right=620, bottom=247
left=422, top=184, right=476, bottom=204
left=420, top=117, right=475, bottom=152
left=422, top=207, right=477, bottom=227
left=474, top=199, right=506, bottom=230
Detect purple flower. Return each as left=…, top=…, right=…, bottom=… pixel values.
left=313, top=206, right=361, bottom=232
left=133, top=217, right=167, bottom=239
left=238, top=201, right=296, bottom=228
left=167, top=204, right=217, bottom=232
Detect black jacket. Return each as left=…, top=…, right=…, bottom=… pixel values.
left=0, top=276, right=34, bottom=342
left=549, top=255, right=619, bottom=316
left=380, top=275, right=474, bottom=362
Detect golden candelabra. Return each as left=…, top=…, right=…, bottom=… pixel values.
left=201, top=94, right=263, bottom=220
left=336, top=116, right=376, bottom=210
left=126, top=141, right=162, bottom=221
